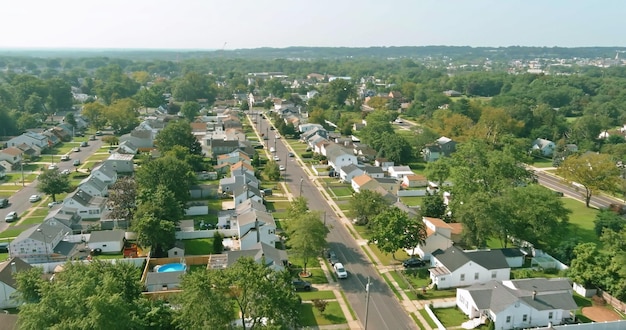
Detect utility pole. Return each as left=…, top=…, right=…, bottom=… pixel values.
left=365, top=276, right=372, bottom=330
left=299, top=177, right=304, bottom=196
left=20, top=161, right=24, bottom=187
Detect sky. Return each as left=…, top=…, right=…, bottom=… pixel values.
left=0, top=0, right=623, bottom=50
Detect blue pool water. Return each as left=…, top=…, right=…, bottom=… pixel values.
left=157, top=263, right=186, bottom=273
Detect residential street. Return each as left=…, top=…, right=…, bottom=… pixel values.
left=253, top=112, right=418, bottom=330
left=0, top=137, right=104, bottom=233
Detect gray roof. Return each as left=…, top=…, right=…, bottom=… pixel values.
left=89, top=229, right=125, bottom=244
left=325, top=144, right=352, bottom=162
left=92, top=162, right=116, bottom=180
left=145, top=271, right=184, bottom=286
left=227, top=242, right=287, bottom=267
left=363, top=165, right=384, bottom=174
left=237, top=209, right=275, bottom=228
left=0, top=257, right=31, bottom=288
left=79, top=175, right=108, bottom=192
left=432, top=246, right=509, bottom=272
left=464, top=279, right=577, bottom=314
left=236, top=199, right=267, bottom=214
left=233, top=184, right=262, bottom=199
left=500, top=248, right=525, bottom=258
left=341, top=164, right=361, bottom=174
left=374, top=177, right=398, bottom=185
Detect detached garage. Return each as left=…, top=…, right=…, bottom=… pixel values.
left=88, top=229, right=125, bottom=253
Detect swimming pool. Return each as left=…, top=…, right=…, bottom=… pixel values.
left=156, top=263, right=187, bottom=273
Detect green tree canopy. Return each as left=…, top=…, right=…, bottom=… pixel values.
left=37, top=169, right=71, bottom=202
left=556, top=153, right=620, bottom=207
left=154, top=119, right=202, bottom=156
left=285, top=210, right=329, bottom=274
left=369, top=206, right=426, bottom=258
left=348, top=190, right=389, bottom=226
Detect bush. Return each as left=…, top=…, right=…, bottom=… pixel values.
left=301, top=152, right=313, bottom=158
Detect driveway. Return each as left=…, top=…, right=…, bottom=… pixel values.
left=0, top=137, right=104, bottom=233
left=253, top=112, right=417, bottom=330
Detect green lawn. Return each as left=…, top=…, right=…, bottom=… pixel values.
left=329, top=186, right=352, bottom=197
left=298, top=290, right=336, bottom=301
left=418, top=308, right=438, bottom=328
left=14, top=216, right=46, bottom=227
left=291, top=268, right=329, bottom=284
left=368, top=244, right=409, bottom=266
left=0, top=227, right=28, bottom=239
left=299, top=301, right=347, bottom=327
left=432, top=307, right=468, bottom=327
left=85, top=153, right=112, bottom=161
left=265, top=201, right=291, bottom=212
left=399, top=196, right=423, bottom=207
left=561, top=197, right=600, bottom=245
left=0, top=252, right=8, bottom=261
left=30, top=208, right=50, bottom=217
left=183, top=238, right=215, bottom=255
left=353, top=224, right=373, bottom=240
left=532, top=157, right=554, bottom=168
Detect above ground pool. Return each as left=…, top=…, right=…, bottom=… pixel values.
left=156, top=263, right=187, bottom=273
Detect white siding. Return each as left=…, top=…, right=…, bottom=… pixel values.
left=493, top=300, right=563, bottom=330
left=88, top=240, right=123, bottom=253
left=432, top=261, right=510, bottom=289
left=0, top=282, right=19, bottom=308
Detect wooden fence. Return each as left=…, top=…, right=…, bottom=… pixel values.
left=600, top=289, right=626, bottom=313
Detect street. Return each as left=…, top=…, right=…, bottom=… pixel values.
left=0, top=137, right=104, bottom=232
left=254, top=112, right=418, bottom=330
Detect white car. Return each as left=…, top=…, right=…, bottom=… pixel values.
left=273, top=155, right=280, bottom=161
left=279, top=165, right=286, bottom=171
left=48, top=163, right=58, bottom=170
left=334, top=262, right=348, bottom=279
left=61, top=169, right=71, bottom=175
left=275, top=134, right=281, bottom=139
left=29, top=194, right=41, bottom=203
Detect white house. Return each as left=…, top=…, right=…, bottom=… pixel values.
left=116, top=140, right=139, bottom=155
left=0, top=258, right=32, bottom=308
left=9, top=220, right=72, bottom=263
left=325, top=144, right=358, bottom=173
left=233, top=209, right=277, bottom=250
left=456, top=278, right=577, bottom=330
left=531, top=138, right=556, bottom=156
left=388, top=166, right=414, bottom=179
left=0, top=147, right=23, bottom=165
left=90, top=163, right=118, bottom=185
left=88, top=229, right=125, bottom=253
left=298, top=123, right=324, bottom=133
left=227, top=242, right=287, bottom=271
left=119, top=129, right=154, bottom=150
left=6, top=131, right=49, bottom=149
left=219, top=173, right=259, bottom=194
left=78, top=176, right=109, bottom=197
left=105, top=153, right=135, bottom=173
left=407, top=217, right=462, bottom=260
left=430, top=246, right=511, bottom=289
left=374, top=158, right=394, bottom=171
left=62, top=190, right=108, bottom=220
left=362, top=165, right=385, bottom=178
left=233, top=185, right=263, bottom=205
left=339, top=164, right=364, bottom=184
left=351, top=174, right=373, bottom=193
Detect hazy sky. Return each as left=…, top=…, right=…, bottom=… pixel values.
left=1, top=0, right=622, bottom=49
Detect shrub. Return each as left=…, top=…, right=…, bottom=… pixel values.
left=312, top=299, right=328, bottom=313
left=301, top=152, right=313, bottom=158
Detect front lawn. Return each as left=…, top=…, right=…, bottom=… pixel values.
left=183, top=238, right=215, bottom=255
left=299, top=301, right=347, bottom=327
left=13, top=216, right=46, bottom=227
left=368, top=244, right=409, bottom=266
left=329, top=186, right=352, bottom=197
left=291, top=268, right=329, bottom=284
left=0, top=227, right=28, bottom=239
left=432, top=307, right=467, bottom=327
left=298, top=290, right=336, bottom=301
left=561, top=197, right=600, bottom=246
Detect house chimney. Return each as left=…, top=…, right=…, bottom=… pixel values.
left=532, top=290, right=537, bottom=300
left=10, top=262, right=16, bottom=275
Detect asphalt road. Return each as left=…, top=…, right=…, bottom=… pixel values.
left=534, top=170, right=621, bottom=209
left=252, top=112, right=417, bottom=330
left=0, top=137, right=104, bottom=232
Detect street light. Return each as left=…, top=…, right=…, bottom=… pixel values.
left=299, top=177, right=304, bottom=196
left=365, top=276, right=372, bottom=330
left=36, top=228, right=49, bottom=263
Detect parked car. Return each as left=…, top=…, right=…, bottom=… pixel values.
left=0, top=198, right=8, bottom=208
left=279, top=165, right=286, bottom=171
left=328, top=250, right=339, bottom=265
left=334, top=262, right=348, bottom=279
left=73, top=147, right=80, bottom=152
left=269, top=147, right=276, bottom=153
left=80, top=141, right=88, bottom=147
left=95, top=131, right=103, bottom=136
left=292, top=279, right=312, bottom=291
left=29, top=194, right=41, bottom=203
left=60, top=155, right=70, bottom=161
left=273, top=155, right=280, bottom=161
left=48, top=201, right=62, bottom=208
left=4, top=211, right=18, bottom=222
left=288, top=152, right=294, bottom=157
left=48, top=163, right=58, bottom=170
left=73, top=159, right=81, bottom=166
left=402, top=257, right=426, bottom=268
left=61, top=169, right=70, bottom=175
left=89, top=135, right=97, bottom=141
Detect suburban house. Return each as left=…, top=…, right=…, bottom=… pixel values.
left=119, top=129, right=155, bottom=150
left=9, top=220, right=73, bottom=263
left=402, top=174, right=429, bottom=188
left=78, top=176, right=109, bottom=197
left=50, top=127, right=71, bottom=142
left=233, top=185, right=263, bottom=205
left=363, top=165, right=385, bottom=178
left=87, top=229, right=125, bottom=253
left=0, top=257, right=32, bottom=308
left=300, top=126, right=328, bottom=142
left=0, top=147, right=23, bottom=165
left=227, top=242, right=288, bottom=271
left=339, top=164, right=364, bottom=183
left=43, top=208, right=82, bottom=233
left=233, top=209, right=277, bottom=250
left=374, top=158, right=394, bottom=171
left=6, top=131, right=49, bottom=149
left=116, top=140, right=139, bottom=155
left=430, top=246, right=511, bottom=289
left=230, top=161, right=255, bottom=177
left=531, top=138, right=556, bottom=156
left=16, top=143, right=41, bottom=157
left=217, top=150, right=251, bottom=166
left=104, top=153, right=135, bottom=173
left=219, top=172, right=259, bottom=194
left=351, top=174, right=374, bottom=193
left=218, top=199, right=267, bottom=228
left=90, top=163, right=118, bottom=185
left=422, top=136, right=458, bottom=162
left=208, top=139, right=240, bottom=158
left=325, top=144, right=358, bottom=172
left=408, top=217, right=462, bottom=260
left=456, top=278, right=577, bottom=330
left=62, top=189, right=108, bottom=220
left=298, top=123, right=324, bottom=133
left=388, top=166, right=414, bottom=179
left=42, top=131, right=60, bottom=147
left=0, top=164, right=6, bottom=179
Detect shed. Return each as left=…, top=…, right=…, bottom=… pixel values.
left=87, top=229, right=125, bottom=253
left=168, top=241, right=185, bottom=258
left=500, top=248, right=525, bottom=268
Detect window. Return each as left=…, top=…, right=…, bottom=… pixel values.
left=491, top=271, right=497, bottom=279
left=506, top=316, right=511, bottom=323
left=460, top=274, right=465, bottom=281
left=549, top=312, right=553, bottom=319
left=522, top=314, right=527, bottom=322
left=173, top=251, right=178, bottom=256
left=440, top=277, right=445, bottom=281
left=474, top=272, right=479, bottom=280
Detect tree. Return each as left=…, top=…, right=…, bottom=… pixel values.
left=377, top=132, right=412, bottom=164
left=312, top=299, right=328, bottom=313
left=348, top=190, right=389, bottom=226
left=101, top=135, right=119, bottom=146
left=133, top=212, right=177, bottom=256
left=16, top=261, right=162, bottom=330
left=107, top=177, right=137, bottom=225
left=594, top=209, right=626, bottom=237
left=369, top=207, right=426, bottom=258
left=64, top=112, right=77, bottom=129
left=13, top=266, right=45, bottom=304
left=136, top=184, right=185, bottom=225
left=37, top=169, right=70, bottom=202
left=421, top=192, right=447, bottom=219
left=82, top=101, right=107, bottom=130
left=213, top=231, right=224, bottom=253
left=286, top=211, right=329, bottom=275
left=287, top=196, right=309, bottom=221
left=135, top=155, right=195, bottom=211
left=165, top=145, right=206, bottom=172
left=105, top=98, right=139, bottom=134
left=568, top=243, right=607, bottom=287
left=180, top=101, right=201, bottom=121
left=263, top=160, right=281, bottom=181
left=240, top=100, right=249, bottom=110
left=225, top=257, right=301, bottom=330
left=424, top=158, right=451, bottom=187
left=556, top=153, right=620, bottom=207
left=154, top=119, right=202, bottom=155
left=173, top=269, right=235, bottom=329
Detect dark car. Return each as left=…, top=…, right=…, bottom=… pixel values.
left=80, top=141, right=88, bottom=147
left=328, top=250, right=339, bottom=265
left=0, top=198, right=8, bottom=208
left=292, top=279, right=312, bottom=291
left=288, top=152, right=294, bottom=157
left=402, top=258, right=426, bottom=268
